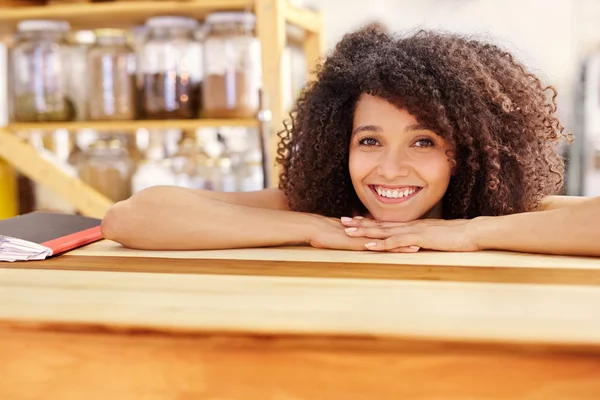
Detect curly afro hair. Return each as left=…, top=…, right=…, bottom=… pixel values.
left=275, top=25, right=570, bottom=220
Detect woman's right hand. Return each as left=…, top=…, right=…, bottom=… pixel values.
left=306, top=215, right=373, bottom=251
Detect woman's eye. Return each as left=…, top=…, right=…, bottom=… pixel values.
left=359, top=137, right=379, bottom=146
left=414, top=138, right=434, bottom=147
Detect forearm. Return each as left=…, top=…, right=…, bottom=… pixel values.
left=101, top=186, right=315, bottom=250
left=473, top=197, right=600, bottom=256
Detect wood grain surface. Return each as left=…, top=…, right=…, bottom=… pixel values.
left=3, top=268, right=600, bottom=346
left=2, top=327, right=600, bottom=400
left=9, top=239, right=600, bottom=286
left=4, top=242, right=600, bottom=399
left=4, top=258, right=600, bottom=398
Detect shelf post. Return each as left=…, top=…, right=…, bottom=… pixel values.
left=255, top=0, right=286, bottom=188
left=302, top=10, right=324, bottom=83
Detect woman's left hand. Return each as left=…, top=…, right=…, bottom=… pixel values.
left=341, top=217, right=480, bottom=253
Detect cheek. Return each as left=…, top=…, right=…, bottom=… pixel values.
left=348, top=150, right=372, bottom=182
left=417, top=153, right=453, bottom=188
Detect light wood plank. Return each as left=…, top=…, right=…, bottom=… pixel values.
left=70, top=240, right=600, bottom=270
left=0, top=0, right=250, bottom=33
left=0, top=129, right=112, bottom=218
left=256, top=0, right=287, bottom=187
left=302, top=10, right=324, bottom=82
left=8, top=118, right=258, bottom=132
left=15, top=239, right=600, bottom=286
left=2, top=268, right=600, bottom=346
left=284, top=1, right=321, bottom=33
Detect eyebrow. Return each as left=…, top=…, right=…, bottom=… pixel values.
left=404, top=123, right=428, bottom=132
left=352, top=123, right=429, bottom=135
left=352, top=125, right=383, bottom=135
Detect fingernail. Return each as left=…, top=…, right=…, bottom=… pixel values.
left=345, top=227, right=357, bottom=233
left=354, top=216, right=364, bottom=219
left=409, top=246, right=420, bottom=250
left=341, top=217, right=353, bottom=223
left=365, top=242, right=377, bottom=248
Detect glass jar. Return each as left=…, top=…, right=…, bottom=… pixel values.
left=170, top=131, right=210, bottom=189
left=87, top=29, right=136, bottom=121
left=65, top=30, right=96, bottom=121
left=77, top=137, right=134, bottom=203
left=140, top=16, right=202, bottom=120
left=132, top=131, right=176, bottom=193
left=202, top=12, right=262, bottom=118
left=10, top=20, right=75, bottom=122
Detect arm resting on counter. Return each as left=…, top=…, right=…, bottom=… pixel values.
left=101, top=186, right=316, bottom=250
left=474, top=196, right=600, bottom=257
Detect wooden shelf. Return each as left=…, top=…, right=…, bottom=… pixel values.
left=0, top=128, right=113, bottom=219
left=0, top=0, right=322, bottom=34
left=7, top=118, right=259, bottom=132
left=284, top=2, right=321, bottom=33
left=0, top=0, right=324, bottom=216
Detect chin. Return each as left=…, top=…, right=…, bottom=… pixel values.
left=368, top=208, right=424, bottom=223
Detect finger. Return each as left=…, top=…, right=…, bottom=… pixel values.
left=341, top=217, right=411, bottom=229
left=345, top=226, right=388, bottom=238
left=388, top=246, right=420, bottom=253
left=340, top=217, right=384, bottom=227
left=345, top=225, right=411, bottom=239
left=364, top=235, right=420, bottom=251
left=341, top=216, right=364, bottom=226
left=341, top=237, right=374, bottom=251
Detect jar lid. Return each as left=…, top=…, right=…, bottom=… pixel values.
left=69, top=30, right=96, bottom=45
left=17, top=20, right=70, bottom=33
left=145, top=16, right=199, bottom=30
left=205, top=12, right=256, bottom=27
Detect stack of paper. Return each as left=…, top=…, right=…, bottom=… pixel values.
left=0, top=236, right=52, bottom=262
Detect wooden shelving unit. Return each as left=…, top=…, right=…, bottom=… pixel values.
left=8, top=118, right=259, bottom=133
left=0, top=0, right=324, bottom=219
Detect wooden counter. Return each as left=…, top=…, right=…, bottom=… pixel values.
left=2, top=241, right=600, bottom=399
left=12, top=239, right=600, bottom=285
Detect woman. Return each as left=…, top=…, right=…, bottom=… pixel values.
left=101, top=26, right=600, bottom=256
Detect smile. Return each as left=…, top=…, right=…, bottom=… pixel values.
left=369, top=185, right=422, bottom=204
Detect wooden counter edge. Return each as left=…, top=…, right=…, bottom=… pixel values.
left=7, top=254, right=600, bottom=286
left=2, top=318, right=600, bottom=399
left=3, top=318, right=600, bottom=357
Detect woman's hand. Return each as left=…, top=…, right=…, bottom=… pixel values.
left=340, top=217, right=480, bottom=252
left=306, top=215, right=375, bottom=251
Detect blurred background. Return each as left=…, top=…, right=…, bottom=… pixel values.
left=1, top=0, right=599, bottom=220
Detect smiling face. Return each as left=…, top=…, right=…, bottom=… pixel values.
left=349, top=94, right=453, bottom=222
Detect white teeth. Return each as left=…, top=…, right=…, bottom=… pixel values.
left=375, top=186, right=418, bottom=199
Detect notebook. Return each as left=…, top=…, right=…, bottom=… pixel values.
left=0, top=212, right=103, bottom=262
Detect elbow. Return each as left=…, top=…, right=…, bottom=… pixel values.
left=100, top=186, right=176, bottom=249
left=101, top=200, right=137, bottom=247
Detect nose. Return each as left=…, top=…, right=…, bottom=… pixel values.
left=376, top=149, right=411, bottom=180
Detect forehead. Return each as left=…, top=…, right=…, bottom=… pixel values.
left=353, top=94, right=418, bottom=128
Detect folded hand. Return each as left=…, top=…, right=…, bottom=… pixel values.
left=341, top=217, right=480, bottom=253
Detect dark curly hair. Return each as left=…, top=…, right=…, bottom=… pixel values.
left=276, top=25, right=570, bottom=220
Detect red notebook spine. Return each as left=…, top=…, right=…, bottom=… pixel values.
left=40, top=226, right=103, bottom=256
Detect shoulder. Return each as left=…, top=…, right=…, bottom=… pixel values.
left=535, top=195, right=591, bottom=211
left=197, top=187, right=290, bottom=211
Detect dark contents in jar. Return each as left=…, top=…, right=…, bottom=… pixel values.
left=14, top=94, right=76, bottom=123
left=202, top=72, right=258, bottom=118
left=142, top=73, right=201, bottom=119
